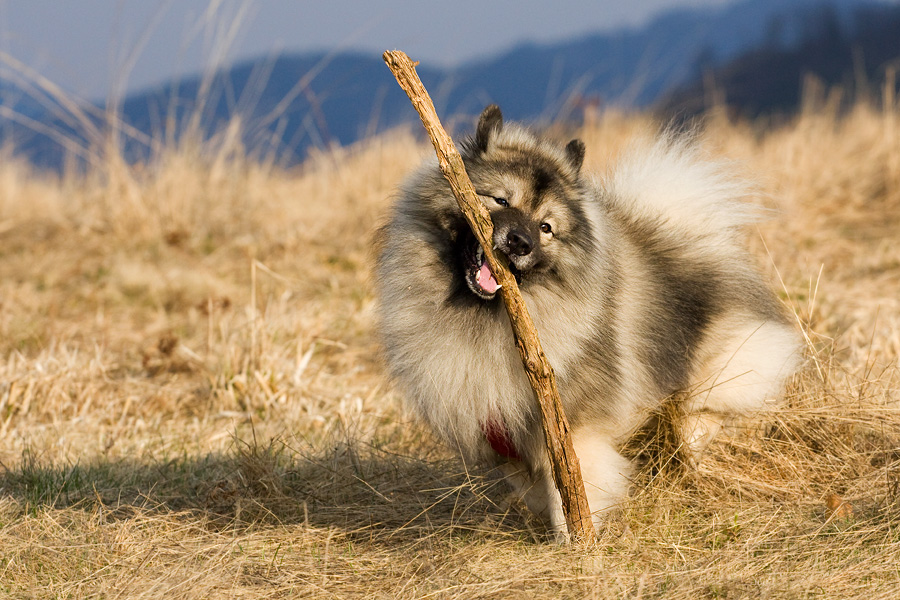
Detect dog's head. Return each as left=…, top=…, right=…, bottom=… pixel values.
left=447, top=105, right=595, bottom=300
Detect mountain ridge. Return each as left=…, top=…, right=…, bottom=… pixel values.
left=1, top=0, right=895, bottom=170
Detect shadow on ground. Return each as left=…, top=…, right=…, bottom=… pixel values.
left=0, top=432, right=536, bottom=542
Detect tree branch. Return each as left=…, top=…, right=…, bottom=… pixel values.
left=382, top=49, right=594, bottom=543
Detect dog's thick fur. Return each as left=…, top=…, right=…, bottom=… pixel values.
left=376, top=105, right=801, bottom=540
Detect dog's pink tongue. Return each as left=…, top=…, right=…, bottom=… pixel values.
left=478, top=263, right=499, bottom=293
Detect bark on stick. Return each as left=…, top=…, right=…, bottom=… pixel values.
left=382, top=49, right=594, bottom=543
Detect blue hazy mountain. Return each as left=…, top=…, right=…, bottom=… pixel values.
left=1, top=0, right=892, bottom=170
left=659, top=1, right=900, bottom=118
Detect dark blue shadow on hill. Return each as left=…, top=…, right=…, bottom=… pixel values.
left=659, top=2, right=900, bottom=120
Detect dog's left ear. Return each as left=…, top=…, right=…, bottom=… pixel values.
left=565, top=139, right=586, bottom=173
left=475, top=105, right=503, bottom=153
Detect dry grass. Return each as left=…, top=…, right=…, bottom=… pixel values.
left=1, top=101, right=900, bottom=598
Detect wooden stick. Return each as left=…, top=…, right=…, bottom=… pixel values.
left=382, top=49, right=594, bottom=543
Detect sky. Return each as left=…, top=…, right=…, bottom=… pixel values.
left=0, top=0, right=734, bottom=100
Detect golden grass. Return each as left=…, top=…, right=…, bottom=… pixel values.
left=1, top=103, right=899, bottom=598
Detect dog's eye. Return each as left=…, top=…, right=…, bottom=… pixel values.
left=540, top=222, right=553, bottom=234
left=492, top=197, right=509, bottom=207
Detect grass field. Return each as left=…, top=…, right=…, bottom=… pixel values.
left=1, top=101, right=900, bottom=598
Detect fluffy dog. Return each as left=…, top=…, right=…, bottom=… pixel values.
left=376, top=105, right=801, bottom=539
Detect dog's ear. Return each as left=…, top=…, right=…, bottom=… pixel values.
left=565, top=139, right=586, bottom=173
left=475, top=105, right=503, bottom=153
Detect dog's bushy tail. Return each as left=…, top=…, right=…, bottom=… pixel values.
left=605, top=134, right=763, bottom=243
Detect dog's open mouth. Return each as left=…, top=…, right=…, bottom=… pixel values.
left=463, top=235, right=523, bottom=300
left=464, top=240, right=501, bottom=299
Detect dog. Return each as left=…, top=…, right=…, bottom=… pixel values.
left=375, top=105, right=801, bottom=540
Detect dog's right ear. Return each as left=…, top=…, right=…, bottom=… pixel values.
left=565, top=139, right=586, bottom=173
left=474, top=105, right=503, bottom=153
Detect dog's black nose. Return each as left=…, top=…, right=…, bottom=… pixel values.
left=506, top=229, right=533, bottom=256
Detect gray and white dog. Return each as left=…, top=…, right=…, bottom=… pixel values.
left=376, top=105, right=801, bottom=539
